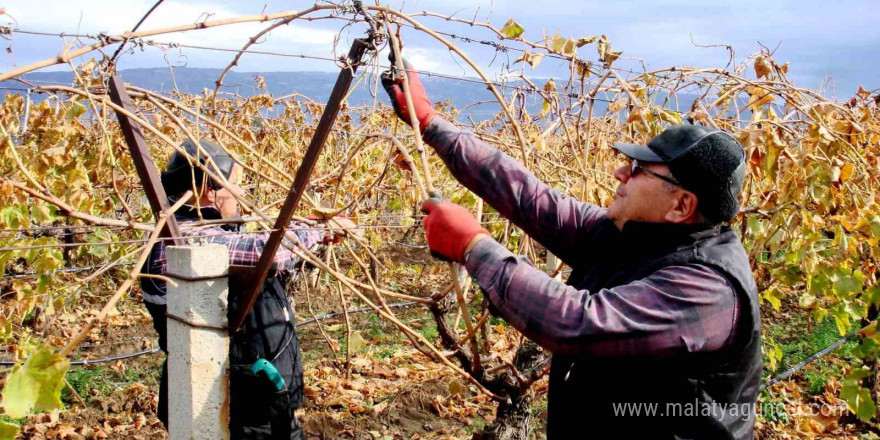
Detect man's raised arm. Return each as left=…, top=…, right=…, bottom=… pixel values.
left=382, top=60, right=602, bottom=264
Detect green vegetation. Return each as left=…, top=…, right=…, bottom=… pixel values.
left=763, top=317, right=856, bottom=396
left=63, top=364, right=159, bottom=404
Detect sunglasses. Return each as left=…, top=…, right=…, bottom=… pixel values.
left=630, top=159, right=682, bottom=187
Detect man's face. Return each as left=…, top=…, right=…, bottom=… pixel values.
left=212, top=165, right=244, bottom=219
left=606, top=159, right=684, bottom=230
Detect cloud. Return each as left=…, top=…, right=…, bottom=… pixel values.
left=1, top=0, right=876, bottom=93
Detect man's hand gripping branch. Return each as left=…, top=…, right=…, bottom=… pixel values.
left=381, top=57, right=438, bottom=133
left=421, top=192, right=490, bottom=263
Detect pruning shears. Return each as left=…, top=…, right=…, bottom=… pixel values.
left=251, top=358, right=285, bottom=391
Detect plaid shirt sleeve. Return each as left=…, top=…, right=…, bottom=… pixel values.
left=465, top=238, right=739, bottom=357
left=424, top=117, right=604, bottom=266
left=153, top=222, right=322, bottom=275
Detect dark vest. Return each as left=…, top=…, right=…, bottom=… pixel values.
left=546, top=219, right=761, bottom=440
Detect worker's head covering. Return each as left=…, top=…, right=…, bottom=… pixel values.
left=613, top=125, right=746, bottom=224
left=160, top=139, right=235, bottom=198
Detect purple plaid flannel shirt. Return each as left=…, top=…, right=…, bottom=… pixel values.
left=141, top=220, right=321, bottom=305
left=424, top=117, right=739, bottom=358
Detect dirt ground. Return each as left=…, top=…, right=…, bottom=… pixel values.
left=10, top=256, right=870, bottom=440
left=14, top=277, right=531, bottom=440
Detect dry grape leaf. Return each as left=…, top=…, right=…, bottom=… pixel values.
left=754, top=56, right=772, bottom=79
left=392, top=151, right=413, bottom=172
left=596, top=35, right=621, bottom=66
left=747, top=86, right=774, bottom=110
left=65, top=102, right=86, bottom=120
left=1, top=346, right=69, bottom=418
left=859, top=320, right=879, bottom=338
left=655, top=108, right=682, bottom=125
left=856, top=86, right=871, bottom=100
left=514, top=51, right=543, bottom=68
left=603, top=50, right=622, bottom=66
left=608, top=98, right=627, bottom=113
left=561, top=37, right=577, bottom=56
left=309, top=206, right=337, bottom=220
left=576, top=60, right=592, bottom=78
left=372, top=400, right=388, bottom=414
left=576, top=35, right=599, bottom=47
left=596, top=35, right=610, bottom=61
left=255, top=75, right=267, bottom=90
left=543, top=78, right=557, bottom=94
left=549, top=32, right=567, bottom=53
left=500, top=19, right=524, bottom=38
left=839, top=163, right=854, bottom=183
left=448, top=379, right=467, bottom=396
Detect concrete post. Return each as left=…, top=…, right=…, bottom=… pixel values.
left=546, top=252, right=562, bottom=281
left=166, top=244, right=230, bottom=440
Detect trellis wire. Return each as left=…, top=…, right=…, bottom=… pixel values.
left=0, top=219, right=509, bottom=252
left=7, top=27, right=705, bottom=116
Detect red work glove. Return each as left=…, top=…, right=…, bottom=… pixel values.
left=381, top=58, right=437, bottom=133
left=421, top=195, right=489, bottom=263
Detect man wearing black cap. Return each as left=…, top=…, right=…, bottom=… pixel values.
left=383, top=65, right=761, bottom=439
left=141, top=139, right=349, bottom=439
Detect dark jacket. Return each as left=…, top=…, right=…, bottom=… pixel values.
left=548, top=220, right=761, bottom=439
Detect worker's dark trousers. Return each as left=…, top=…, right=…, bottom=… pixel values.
left=145, top=288, right=305, bottom=440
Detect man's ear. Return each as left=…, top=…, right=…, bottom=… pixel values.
left=665, top=190, right=700, bottom=223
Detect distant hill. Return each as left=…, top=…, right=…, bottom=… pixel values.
left=2, top=67, right=713, bottom=122
left=1, top=67, right=550, bottom=121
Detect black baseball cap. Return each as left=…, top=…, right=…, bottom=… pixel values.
left=613, top=125, right=747, bottom=224
left=161, top=139, right=235, bottom=198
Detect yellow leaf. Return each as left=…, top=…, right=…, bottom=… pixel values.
left=1, top=346, right=69, bottom=418
left=596, top=35, right=621, bottom=66
left=0, top=420, right=18, bottom=440
left=754, top=56, right=772, bottom=79
left=499, top=19, right=525, bottom=38
left=448, top=379, right=468, bottom=396
left=549, top=32, right=567, bottom=53
left=655, top=108, right=682, bottom=125
left=859, top=321, right=878, bottom=338
left=348, top=331, right=365, bottom=352
left=534, top=136, right=546, bottom=152
left=839, top=163, right=854, bottom=183
left=514, top=51, right=543, bottom=68
left=561, top=37, right=577, bottom=56
left=603, top=50, right=622, bottom=66
left=576, top=60, right=592, bottom=78
left=309, top=206, right=337, bottom=220
left=597, top=35, right=608, bottom=60
left=575, top=35, right=599, bottom=47
left=608, top=98, right=627, bottom=113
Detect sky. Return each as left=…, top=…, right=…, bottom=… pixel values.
left=1, top=0, right=878, bottom=99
